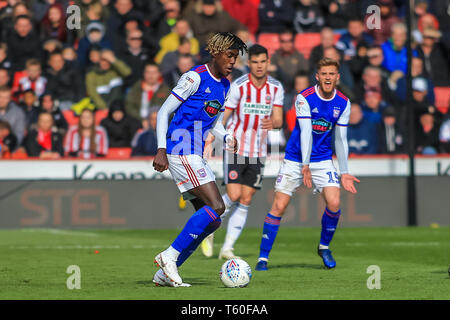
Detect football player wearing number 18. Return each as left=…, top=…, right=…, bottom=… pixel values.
left=255, top=57, right=360, bottom=271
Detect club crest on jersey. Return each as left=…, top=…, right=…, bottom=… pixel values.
left=312, top=118, right=332, bottom=134
left=197, top=168, right=207, bottom=178
left=203, top=99, right=222, bottom=117
left=333, top=106, right=340, bottom=118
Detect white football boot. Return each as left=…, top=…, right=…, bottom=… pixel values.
left=200, top=233, right=214, bottom=257
left=154, top=252, right=183, bottom=285
left=153, top=269, right=191, bottom=287
left=218, top=248, right=240, bottom=260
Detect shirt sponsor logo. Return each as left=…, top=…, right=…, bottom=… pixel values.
left=312, top=118, right=332, bottom=134
left=203, top=99, right=222, bottom=117
left=242, top=103, right=272, bottom=115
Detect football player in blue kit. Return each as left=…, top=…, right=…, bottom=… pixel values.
left=255, top=57, right=360, bottom=271
left=152, top=32, right=247, bottom=287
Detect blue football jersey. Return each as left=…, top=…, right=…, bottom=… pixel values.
left=166, top=64, right=230, bottom=156
left=285, top=85, right=351, bottom=163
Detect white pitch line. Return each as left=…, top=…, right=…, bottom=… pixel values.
left=20, top=229, right=100, bottom=237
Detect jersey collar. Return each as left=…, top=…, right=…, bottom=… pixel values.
left=205, top=64, right=221, bottom=83
left=314, top=85, right=336, bottom=101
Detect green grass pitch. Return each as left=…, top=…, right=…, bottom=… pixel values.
left=0, top=226, right=449, bottom=300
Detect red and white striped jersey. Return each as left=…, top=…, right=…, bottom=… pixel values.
left=64, top=125, right=109, bottom=158
left=224, top=74, right=284, bottom=158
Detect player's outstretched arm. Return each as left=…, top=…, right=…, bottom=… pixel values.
left=153, top=94, right=182, bottom=172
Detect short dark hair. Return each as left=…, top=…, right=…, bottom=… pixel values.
left=14, top=14, right=32, bottom=24
left=0, top=120, right=11, bottom=131
left=248, top=44, right=268, bottom=59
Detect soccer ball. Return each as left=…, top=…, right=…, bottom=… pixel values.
left=220, top=258, right=252, bottom=288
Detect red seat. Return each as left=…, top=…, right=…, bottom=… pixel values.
left=106, top=147, right=132, bottom=159
left=434, top=87, right=450, bottom=114
left=62, top=109, right=110, bottom=126
left=257, top=33, right=280, bottom=57
left=10, top=149, right=28, bottom=159
left=295, top=33, right=341, bottom=60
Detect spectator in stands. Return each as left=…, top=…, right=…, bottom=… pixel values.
left=0, top=67, right=10, bottom=87
left=258, top=0, right=294, bottom=34
left=0, top=43, right=12, bottom=73
left=62, top=46, right=77, bottom=64
left=381, top=22, right=418, bottom=75
left=163, top=53, right=194, bottom=88
left=365, top=45, right=390, bottom=80
left=36, top=92, right=68, bottom=136
left=409, top=77, right=442, bottom=124
left=148, top=0, right=181, bottom=40
left=360, top=87, right=389, bottom=125
left=395, top=57, right=435, bottom=105
left=347, top=102, right=378, bottom=154
left=117, top=28, right=153, bottom=91
left=77, top=21, right=113, bottom=72
left=11, top=58, right=47, bottom=102
left=159, top=37, right=195, bottom=76
left=284, top=72, right=310, bottom=139
left=85, top=49, right=132, bottom=110
left=74, top=0, right=110, bottom=41
left=292, top=0, right=324, bottom=33
left=106, top=0, right=142, bottom=43
left=377, top=106, right=405, bottom=154
left=323, top=0, right=360, bottom=31
left=186, top=0, right=243, bottom=48
left=45, top=50, right=85, bottom=110
left=0, top=119, right=17, bottom=157
left=100, top=99, right=141, bottom=148
left=18, top=88, right=38, bottom=128
left=65, top=108, right=109, bottom=158
left=39, top=3, right=74, bottom=46
left=0, top=85, right=25, bottom=143
left=336, top=17, right=374, bottom=61
left=23, top=111, right=64, bottom=159
left=155, top=19, right=199, bottom=65
left=131, top=107, right=158, bottom=156
left=126, top=62, right=170, bottom=124
left=309, top=27, right=339, bottom=67
left=439, top=115, right=450, bottom=153
left=365, top=0, right=401, bottom=45
left=416, top=108, right=441, bottom=155
left=6, top=15, right=42, bottom=72
left=0, top=1, right=34, bottom=43
left=269, top=29, right=308, bottom=90
left=417, top=28, right=450, bottom=86
left=222, top=0, right=259, bottom=35
left=354, top=66, right=395, bottom=105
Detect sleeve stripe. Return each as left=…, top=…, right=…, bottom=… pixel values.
left=297, top=116, right=312, bottom=119
left=273, top=104, right=283, bottom=108
left=171, top=91, right=184, bottom=102
left=225, top=106, right=235, bottom=110
left=336, top=123, right=348, bottom=126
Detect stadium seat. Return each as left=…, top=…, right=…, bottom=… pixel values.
left=10, top=149, right=28, bottom=159
left=257, top=33, right=280, bottom=57
left=95, top=109, right=109, bottom=125
left=106, top=147, right=132, bottom=159
left=434, top=87, right=450, bottom=114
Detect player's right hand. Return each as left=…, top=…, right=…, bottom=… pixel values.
left=225, top=135, right=239, bottom=153
left=301, top=165, right=312, bottom=189
left=153, top=148, right=169, bottom=172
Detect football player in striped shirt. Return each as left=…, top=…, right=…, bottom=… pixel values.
left=255, top=58, right=360, bottom=271
left=200, top=44, right=284, bottom=260
left=152, top=32, right=247, bottom=287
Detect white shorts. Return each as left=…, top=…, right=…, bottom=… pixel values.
left=274, top=159, right=340, bottom=196
left=167, top=154, right=216, bottom=200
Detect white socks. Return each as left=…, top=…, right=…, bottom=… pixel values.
left=220, top=193, right=237, bottom=219
left=163, top=246, right=180, bottom=261
left=222, top=203, right=249, bottom=251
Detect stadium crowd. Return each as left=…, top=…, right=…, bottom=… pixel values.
left=0, top=0, right=448, bottom=159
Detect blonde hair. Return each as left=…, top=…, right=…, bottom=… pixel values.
left=317, top=57, right=340, bottom=71
left=205, top=32, right=247, bottom=57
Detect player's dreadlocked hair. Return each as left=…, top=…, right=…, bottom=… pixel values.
left=205, top=32, right=248, bottom=56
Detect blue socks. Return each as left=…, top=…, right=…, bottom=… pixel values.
left=319, top=207, right=341, bottom=247
left=259, top=213, right=281, bottom=260
left=172, top=205, right=221, bottom=267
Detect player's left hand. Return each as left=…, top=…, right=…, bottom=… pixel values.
left=301, top=165, right=312, bottom=189
left=341, top=173, right=360, bottom=194
left=225, top=135, right=238, bottom=153
left=260, top=117, right=273, bottom=130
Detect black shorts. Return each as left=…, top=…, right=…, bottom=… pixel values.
left=223, top=152, right=265, bottom=189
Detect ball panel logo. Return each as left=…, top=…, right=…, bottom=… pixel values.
left=203, top=99, right=222, bottom=118
left=312, top=118, right=332, bottom=134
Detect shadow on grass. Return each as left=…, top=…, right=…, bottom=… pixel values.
left=136, top=279, right=211, bottom=286
left=267, top=263, right=324, bottom=270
